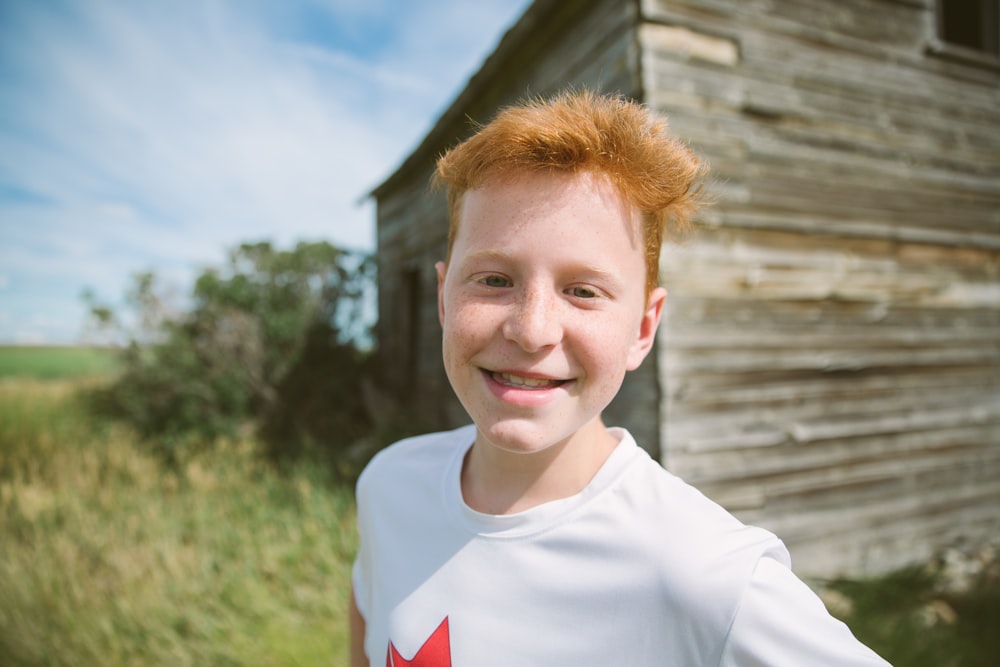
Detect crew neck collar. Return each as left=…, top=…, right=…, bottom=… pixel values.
left=443, top=426, right=640, bottom=538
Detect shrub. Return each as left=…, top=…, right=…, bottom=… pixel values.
left=85, top=240, right=375, bottom=466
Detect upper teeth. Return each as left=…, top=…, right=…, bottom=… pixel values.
left=497, top=372, right=557, bottom=388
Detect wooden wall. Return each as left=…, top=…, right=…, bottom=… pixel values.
left=641, top=0, right=1000, bottom=576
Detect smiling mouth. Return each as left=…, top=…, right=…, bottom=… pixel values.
left=489, top=371, right=569, bottom=389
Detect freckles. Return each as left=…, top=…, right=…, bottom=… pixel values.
left=451, top=308, right=487, bottom=335
left=444, top=304, right=496, bottom=355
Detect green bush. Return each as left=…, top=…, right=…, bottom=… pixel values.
left=258, top=321, right=374, bottom=467
left=85, top=241, right=375, bottom=466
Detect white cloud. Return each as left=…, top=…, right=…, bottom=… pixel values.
left=0, top=0, right=532, bottom=344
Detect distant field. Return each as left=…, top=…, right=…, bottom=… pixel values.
left=0, top=345, right=118, bottom=379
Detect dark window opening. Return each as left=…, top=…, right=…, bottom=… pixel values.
left=401, top=267, right=422, bottom=388
left=939, top=0, right=1000, bottom=55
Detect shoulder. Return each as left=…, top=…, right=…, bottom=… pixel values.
left=356, top=424, right=474, bottom=498
left=608, top=437, right=790, bottom=609
left=574, top=432, right=795, bottom=659
left=619, top=441, right=785, bottom=558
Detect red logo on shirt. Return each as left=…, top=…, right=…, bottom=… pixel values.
left=386, top=617, right=451, bottom=666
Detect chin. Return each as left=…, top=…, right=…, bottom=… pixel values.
left=474, top=419, right=575, bottom=455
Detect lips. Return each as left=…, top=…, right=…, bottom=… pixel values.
left=488, top=370, right=568, bottom=389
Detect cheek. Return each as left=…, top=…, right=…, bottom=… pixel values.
left=578, top=319, right=641, bottom=376
left=443, top=304, right=493, bottom=354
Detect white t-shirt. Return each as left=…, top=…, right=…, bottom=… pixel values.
left=353, top=425, right=891, bottom=666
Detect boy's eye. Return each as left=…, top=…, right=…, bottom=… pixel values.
left=569, top=286, right=598, bottom=299
left=481, top=275, right=511, bottom=288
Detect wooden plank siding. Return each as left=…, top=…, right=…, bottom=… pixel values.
left=372, top=0, right=999, bottom=577
left=642, top=0, right=1000, bottom=575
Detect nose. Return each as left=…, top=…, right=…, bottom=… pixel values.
left=502, top=286, right=562, bottom=353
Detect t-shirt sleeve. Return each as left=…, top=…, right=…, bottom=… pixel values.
left=720, top=556, right=892, bottom=667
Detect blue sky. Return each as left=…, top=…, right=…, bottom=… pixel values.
left=0, top=0, right=533, bottom=344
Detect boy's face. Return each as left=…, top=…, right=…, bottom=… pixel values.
left=436, top=169, right=665, bottom=456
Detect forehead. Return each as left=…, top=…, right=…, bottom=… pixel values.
left=454, top=170, right=642, bottom=251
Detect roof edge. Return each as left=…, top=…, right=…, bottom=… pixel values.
left=370, top=0, right=566, bottom=200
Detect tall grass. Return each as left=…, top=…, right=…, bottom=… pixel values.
left=0, top=379, right=356, bottom=666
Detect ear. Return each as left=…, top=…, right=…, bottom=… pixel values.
left=435, top=261, right=447, bottom=326
left=626, top=286, right=666, bottom=371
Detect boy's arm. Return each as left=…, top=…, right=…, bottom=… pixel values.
left=349, top=585, right=367, bottom=667
left=721, top=556, right=891, bottom=666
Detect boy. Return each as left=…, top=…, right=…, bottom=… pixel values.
left=351, top=91, right=891, bottom=666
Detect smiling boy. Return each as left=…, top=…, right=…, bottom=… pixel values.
left=438, top=167, right=663, bottom=516
left=351, top=92, right=891, bottom=666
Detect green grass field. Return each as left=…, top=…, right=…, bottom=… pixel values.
left=0, top=345, right=118, bottom=379
left=0, top=371, right=996, bottom=666
left=0, top=379, right=356, bottom=666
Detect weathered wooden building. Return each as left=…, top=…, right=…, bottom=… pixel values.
left=371, top=0, right=1000, bottom=578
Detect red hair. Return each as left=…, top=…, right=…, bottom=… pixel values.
left=434, top=90, right=706, bottom=295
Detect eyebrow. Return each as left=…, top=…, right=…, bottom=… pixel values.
left=462, top=249, right=510, bottom=265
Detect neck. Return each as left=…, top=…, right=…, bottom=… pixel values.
left=461, top=420, right=619, bottom=515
